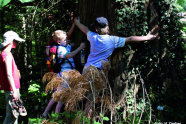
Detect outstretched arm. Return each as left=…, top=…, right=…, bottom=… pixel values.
left=66, top=42, right=85, bottom=58
left=125, top=25, right=159, bottom=43
left=125, top=32, right=157, bottom=43
left=74, top=18, right=89, bottom=35
left=67, top=22, right=75, bottom=40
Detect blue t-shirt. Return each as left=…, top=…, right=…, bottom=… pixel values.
left=57, top=45, right=75, bottom=76
left=86, top=31, right=126, bottom=69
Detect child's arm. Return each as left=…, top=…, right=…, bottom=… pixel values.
left=67, top=22, right=75, bottom=40
left=125, top=35, right=155, bottom=43
left=125, top=32, right=157, bottom=43
left=66, top=42, right=85, bottom=58
left=74, top=18, right=89, bottom=35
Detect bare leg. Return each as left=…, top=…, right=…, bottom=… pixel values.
left=42, top=98, right=55, bottom=117
left=55, top=102, right=62, bottom=113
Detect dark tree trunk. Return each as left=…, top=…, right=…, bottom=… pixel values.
left=110, top=0, right=160, bottom=104
left=74, top=0, right=112, bottom=72
left=0, top=9, right=5, bottom=34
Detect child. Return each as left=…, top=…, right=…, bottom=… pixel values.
left=42, top=22, right=85, bottom=118
left=74, top=17, right=157, bottom=74
left=46, top=22, right=76, bottom=72
left=0, top=31, right=26, bottom=124
left=74, top=17, right=157, bottom=117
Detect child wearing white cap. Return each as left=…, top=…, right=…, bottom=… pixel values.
left=0, top=31, right=26, bottom=124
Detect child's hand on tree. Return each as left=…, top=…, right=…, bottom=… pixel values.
left=146, top=33, right=157, bottom=41
left=74, top=17, right=80, bottom=24
left=147, top=25, right=159, bottom=41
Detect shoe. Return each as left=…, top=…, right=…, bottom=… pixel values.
left=18, top=106, right=27, bottom=116
left=9, top=95, right=19, bottom=118
left=15, top=99, right=27, bottom=116
left=9, top=95, right=27, bottom=117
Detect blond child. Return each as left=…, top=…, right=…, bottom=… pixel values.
left=42, top=23, right=85, bottom=118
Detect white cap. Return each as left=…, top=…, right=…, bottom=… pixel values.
left=0, top=31, right=25, bottom=49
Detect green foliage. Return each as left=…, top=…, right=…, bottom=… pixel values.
left=19, top=0, right=34, bottom=3
left=20, top=80, right=48, bottom=119
left=0, top=90, right=5, bottom=110
left=115, top=0, right=148, bottom=36
left=0, top=0, right=11, bottom=8
left=0, top=0, right=34, bottom=9
left=126, top=89, right=135, bottom=115
left=114, top=0, right=185, bottom=123
left=181, top=21, right=186, bottom=36
left=0, top=1, right=78, bottom=122
left=28, top=111, right=84, bottom=124
left=176, top=0, right=186, bottom=11
left=28, top=111, right=111, bottom=124
left=28, top=83, right=40, bottom=93
left=28, top=118, right=43, bottom=124
left=100, top=113, right=110, bottom=121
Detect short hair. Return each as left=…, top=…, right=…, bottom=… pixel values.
left=52, top=30, right=67, bottom=41
left=90, top=17, right=110, bottom=35
left=95, top=25, right=110, bottom=35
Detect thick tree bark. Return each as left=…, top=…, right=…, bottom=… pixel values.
left=147, top=0, right=159, bottom=49
left=110, top=0, right=160, bottom=105
left=74, top=0, right=112, bottom=72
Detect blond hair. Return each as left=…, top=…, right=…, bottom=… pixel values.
left=52, top=30, right=67, bottom=41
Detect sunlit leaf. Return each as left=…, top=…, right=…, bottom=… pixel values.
left=0, top=90, right=5, bottom=93
left=103, top=117, right=110, bottom=121
left=116, top=105, right=121, bottom=110
left=100, top=113, right=103, bottom=117
left=94, top=122, right=101, bottom=124
left=0, top=0, right=11, bottom=7
left=19, top=0, right=34, bottom=3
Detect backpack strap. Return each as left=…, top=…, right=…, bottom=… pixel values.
left=55, top=45, right=59, bottom=64
left=55, top=45, right=74, bottom=70
left=66, top=58, right=74, bottom=69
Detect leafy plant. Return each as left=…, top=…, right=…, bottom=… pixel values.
left=176, top=0, right=186, bottom=11
left=19, top=0, right=34, bottom=3
left=114, top=0, right=185, bottom=123
left=0, top=0, right=34, bottom=8
left=100, top=113, right=110, bottom=121
left=0, top=0, right=11, bottom=8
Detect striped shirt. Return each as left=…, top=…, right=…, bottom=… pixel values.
left=57, top=45, right=75, bottom=76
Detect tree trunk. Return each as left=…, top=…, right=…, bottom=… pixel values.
left=110, top=0, right=160, bottom=111
left=0, top=9, right=4, bottom=34
left=74, top=0, right=112, bottom=72
left=76, top=0, right=113, bottom=122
